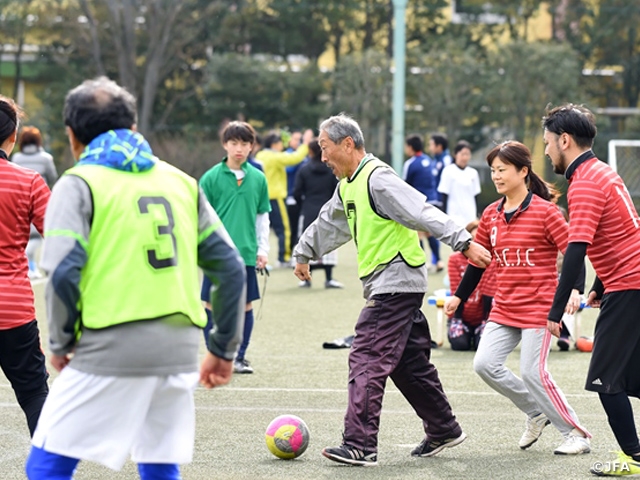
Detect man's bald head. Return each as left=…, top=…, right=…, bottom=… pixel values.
left=64, top=76, right=138, bottom=146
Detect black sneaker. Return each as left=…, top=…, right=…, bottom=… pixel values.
left=411, top=432, right=467, bottom=457
left=557, top=336, right=570, bottom=351
left=322, top=444, right=378, bottom=466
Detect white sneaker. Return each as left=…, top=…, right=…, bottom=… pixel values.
left=233, top=358, right=254, bottom=374
left=298, top=280, right=311, bottom=288
left=325, top=279, right=344, bottom=289
left=519, top=413, right=550, bottom=449
left=554, top=429, right=590, bottom=455
left=28, top=269, right=43, bottom=280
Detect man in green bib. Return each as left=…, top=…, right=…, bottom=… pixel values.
left=25, top=77, right=246, bottom=479
left=293, top=114, right=492, bottom=466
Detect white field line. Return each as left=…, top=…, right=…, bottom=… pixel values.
left=0, top=382, right=598, bottom=398
left=200, top=386, right=597, bottom=398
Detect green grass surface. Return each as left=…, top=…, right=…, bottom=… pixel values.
left=0, top=239, right=627, bottom=479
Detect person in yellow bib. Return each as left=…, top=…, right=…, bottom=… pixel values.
left=256, top=129, right=313, bottom=266
left=293, top=114, right=492, bottom=467
left=25, top=77, right=245, bottom=480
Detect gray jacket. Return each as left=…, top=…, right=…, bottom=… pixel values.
left=13, top=146, right=58, bottom=238
left=12, top=145, right=58, bottom=187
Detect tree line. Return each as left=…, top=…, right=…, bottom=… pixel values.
left=0, top=0, right=638, bottom=176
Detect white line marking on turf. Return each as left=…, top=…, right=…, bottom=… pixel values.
left=0, top=382, right=598, bottom=398
left=208, top=386, right=596, bottom=398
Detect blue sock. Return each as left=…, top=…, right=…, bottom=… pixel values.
left=138, top=463, right=181, bottom=480
left=237, top=309, right=254, bottom=360
left=25, top=446, right=79, bottom=480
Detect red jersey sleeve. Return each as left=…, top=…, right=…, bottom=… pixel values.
left=544, top=204, right=570, bottom=254
left=474, top=208, right=493, bottom=254
left=567, top=178, right=605, bottom=245
left=30, top=174, right=51, bottom=235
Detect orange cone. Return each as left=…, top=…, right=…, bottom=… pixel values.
left=576, top=336, right=593, bottom=352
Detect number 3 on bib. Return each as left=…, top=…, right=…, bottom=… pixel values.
left=138, top=196, right=178, bottom=269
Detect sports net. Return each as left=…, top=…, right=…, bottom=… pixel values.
left=608, top=140, right=640, bottom=212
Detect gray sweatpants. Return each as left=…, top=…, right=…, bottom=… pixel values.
left=473, top=321, right=589, bottom=438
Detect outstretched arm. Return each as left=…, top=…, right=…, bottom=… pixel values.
left=369, top=168, right=491, bottom=267
left=292, top=184, right=351, bottom=268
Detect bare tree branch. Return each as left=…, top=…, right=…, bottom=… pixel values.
left=78, top=0, right=105, bottom=76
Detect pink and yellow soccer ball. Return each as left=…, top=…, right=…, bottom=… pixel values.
left=265, top=414, right=310, bottom=459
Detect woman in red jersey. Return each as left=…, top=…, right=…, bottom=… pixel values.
left=0, top=96, right=50, bottom=436
left=445, top=141, right=591, bottom=455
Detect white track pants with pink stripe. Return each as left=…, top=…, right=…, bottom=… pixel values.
left=473, top=321, right=590, bottom=438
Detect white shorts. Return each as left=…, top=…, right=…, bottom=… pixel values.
left=32, top=367, right=199, bottom=470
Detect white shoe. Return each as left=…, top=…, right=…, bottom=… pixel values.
left=233, top=358, right=254, bottom=374
left=28, top=269, right=43, bottom=280
left=298, top=280, right=311, bottom=288
left=519, top=413, right=550, bottom=449
left=325, top=279, right=344, bottom=289
left=554, top=429, right=590, bottom=455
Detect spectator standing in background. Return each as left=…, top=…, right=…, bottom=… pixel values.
left=247, top=133, right=263, bottom=171
left=428, top=133, right=452, bottom=191
left=293, top=140, right=342, bottom=289
left=11, top=126, right=58, bottom=278
left=403, top=134, right=444, bottom=272
left=256, top=129, right=312, bottom=267
left=285, top=131, right=305, bottom=253
left=438, top=140, right=481, bottom=227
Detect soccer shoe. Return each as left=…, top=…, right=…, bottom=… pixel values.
left=322, top=335, right=354, bottom=349
left=298, top=280, right=312, bottom=288
left=28, top=269, right=43, bottom=280
left=590, top=451, right=640, bottom=476
left=322, top=444, right=378, bottom=466
left=233, top=358, right=254, bottom=374
left=554, top=429, right=591, bottom=455
left=519, top=413, right=550, bottom=449
left=325, top=279, right=344, bottom=289
left=411, top=432, right=467, bottom=457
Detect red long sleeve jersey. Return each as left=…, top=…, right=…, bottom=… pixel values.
left=0, top=159, right=50, bottom=328
left=475, top=193, right=568, bottom=329
left=448, top=252, right=496, bottom=325
left=567, top=157, right=640, bottom=292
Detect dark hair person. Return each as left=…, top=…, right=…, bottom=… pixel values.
left=544, top=103, right=640, bottom=474
left=445, top=140, right=591, bottom=456
left=0, top=96, right=51, bottom=436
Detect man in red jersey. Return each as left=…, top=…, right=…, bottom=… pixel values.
left=0, top=96, right=50, bottom=436
left=544, top=104, right=640, bottom=476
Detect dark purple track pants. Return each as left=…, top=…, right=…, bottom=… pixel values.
left=343, top=292, right=461, bottom=453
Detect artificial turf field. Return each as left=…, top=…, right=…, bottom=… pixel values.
left=0, top=239, right=632, bottom=479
